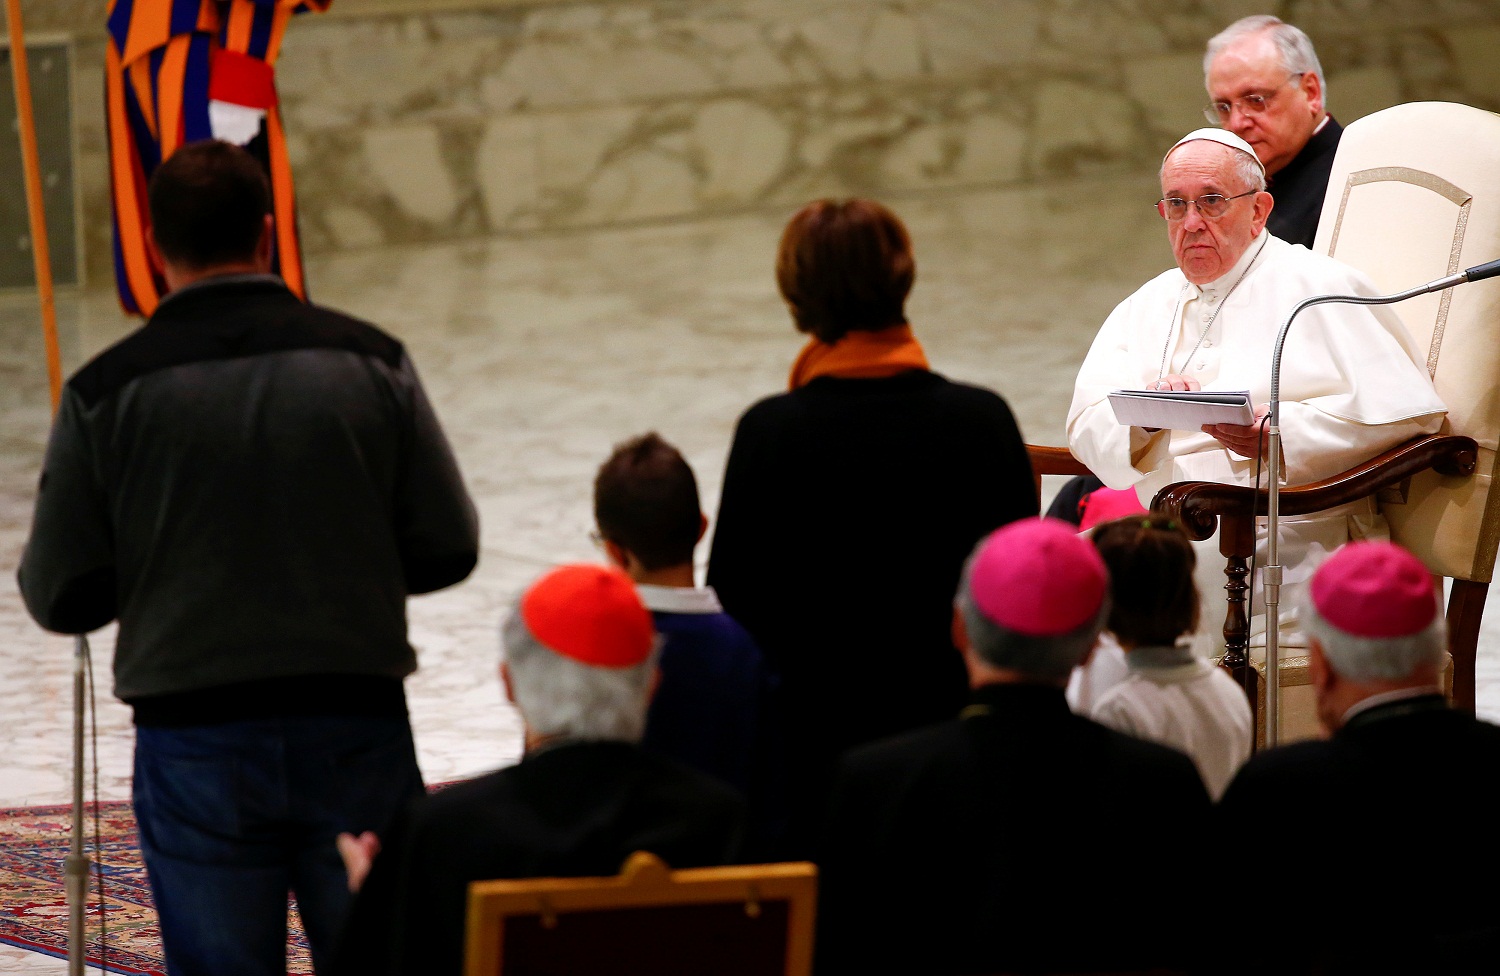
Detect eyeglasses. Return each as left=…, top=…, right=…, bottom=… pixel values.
left=1156, top=190, right=1257, bottom=221
left=1203, top=74, right=1305, bottom=124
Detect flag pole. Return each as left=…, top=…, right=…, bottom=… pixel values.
left=5, top=4, right=85, bottom=976
left=5, top=0, right=62, bottom=410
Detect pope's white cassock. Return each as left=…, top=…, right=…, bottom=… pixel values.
left=1067, top=231, right=1446, bottom=652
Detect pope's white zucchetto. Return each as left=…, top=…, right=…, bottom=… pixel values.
left=1164, top=128, right=1266, bottom=179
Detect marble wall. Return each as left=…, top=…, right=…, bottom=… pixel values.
left=14, top=0, right=1500, bottom=287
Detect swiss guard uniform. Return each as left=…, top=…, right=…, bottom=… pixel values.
left=105, top=0, right=329, bottom=316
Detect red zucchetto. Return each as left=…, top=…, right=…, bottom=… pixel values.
left=520, top=564, right=655, bottom=667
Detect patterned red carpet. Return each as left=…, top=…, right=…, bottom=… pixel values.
left=0, top=801, right=312, bottom=974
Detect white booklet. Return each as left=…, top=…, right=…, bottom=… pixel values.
left=1107, top=389, right=1255, bottom=430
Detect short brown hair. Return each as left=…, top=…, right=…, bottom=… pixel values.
left=1090, top=516, right=1200, bottom=648
left=593, top=432, right=702, bottom=571
left=148, top=140, right=271, bottom=269
left=775, top=198, right=915, bottom=343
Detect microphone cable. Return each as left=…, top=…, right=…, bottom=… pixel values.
left=1243, top=409, right=1272, bottom=720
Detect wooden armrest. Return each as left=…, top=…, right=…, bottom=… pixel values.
left=1026, top=444, right=1092, bottom=479
left=1025, top=444, right=1093, bottom=510
left=1152, top=434, right=1477, bottom=541
left=1150, top=434, right=1478, bottom=717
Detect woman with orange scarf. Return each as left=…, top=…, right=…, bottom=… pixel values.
left=707, top=198, right=1038, bottom=859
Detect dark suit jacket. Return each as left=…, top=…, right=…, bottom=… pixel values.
left=815, top=683, right=1213, bottom=975
left=707, top=369, right=1039, bottom=857
left=1214, top=695, right=1500, bottom=975
left=17, top=275, right=479, bottom=705
left=1265, top=116, right=1344, bottom=249
left=329, top=740, right=746, bottom=976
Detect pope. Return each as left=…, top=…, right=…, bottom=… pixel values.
left=1066, top=128, right=1445, bottom=653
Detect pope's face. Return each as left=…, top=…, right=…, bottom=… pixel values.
left=1206, top=34, right=1324, bottom=177
left=1160, top=141, right=1272, bottom=285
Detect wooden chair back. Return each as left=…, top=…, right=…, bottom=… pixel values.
left=464, top=851, right=817, bottom=976
left=1311, top=100, right=1500, bottom=710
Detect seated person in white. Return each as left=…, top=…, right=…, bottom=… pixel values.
left=1066, top=128, right=1445, bottom=654
left=1064, top=486, right=1145, bottom=713
left=1083, top=515, right=1254, bottom=800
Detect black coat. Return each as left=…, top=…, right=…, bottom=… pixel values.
left=16, top=275, right=479, bottom=704
left=1265, top=117, right=1344, bottom=250
left=815, top=683, right=1213, bottom=975
left=707, top=369, right=1038, bottom=857
left=330, top=740, right=746, bottom=976
left=1214, top=695, right=1500, bottom=975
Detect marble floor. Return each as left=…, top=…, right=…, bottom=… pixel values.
left=3, top=174, right=1499, bottom=972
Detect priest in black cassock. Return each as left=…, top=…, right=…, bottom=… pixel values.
left=814, top=518, right=1211, bottom=976
left=1216, top=542, right=1500, bottom=975
left=1204, top=14, right=1342, bottom=249
left=329, top=565, right=745, bottom=976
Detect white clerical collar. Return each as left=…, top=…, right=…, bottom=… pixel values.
left=634, top=583, right=723, bottom=615
left=1189, top=230, right=1270, bottom=300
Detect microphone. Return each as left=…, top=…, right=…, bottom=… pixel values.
left=1461, top=257, right=1500, bottom=283
left=1408, top=257, right=1500, bottom=293
left=1260, top=257, right=1498, bottom=746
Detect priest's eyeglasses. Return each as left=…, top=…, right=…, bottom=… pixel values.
left=1156, top=190, right=1256, bottom=221
left=1203, top=73, right=1305, bottom=124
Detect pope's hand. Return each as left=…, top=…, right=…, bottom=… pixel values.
left=1153, top=374, right=1201, bottom=392
left=1203, top=404, right=1272, bottom=459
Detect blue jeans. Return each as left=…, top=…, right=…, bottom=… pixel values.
left=133, top=715, right=424, bottom=976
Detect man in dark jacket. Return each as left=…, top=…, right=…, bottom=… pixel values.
left=815, top=517, right=1212, bottom=976
left=17, top=139, right=480, bottom=976
left=330, top=563, right=746, bottom=976
left=1216, top=541, right=1500, bottom=974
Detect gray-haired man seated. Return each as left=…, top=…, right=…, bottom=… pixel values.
left=330, top=564, right=745, bottom=976
left=815, top=517, right=1212, bottom=975
left=1216, top=541, right=1500, bottom=974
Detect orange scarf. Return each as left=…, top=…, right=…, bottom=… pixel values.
left=787, top=324, right=930, bottom=390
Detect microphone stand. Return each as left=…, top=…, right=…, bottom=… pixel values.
left=66, top=634, right=91, bottom=976
left=1263, top=256, right=1500, bottom=745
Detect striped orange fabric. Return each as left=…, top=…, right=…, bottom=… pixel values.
left=106, top=0, right=331, bottom=315
left=261, top=4, right=294, bottom=65
left=223, top=0, right=254, bottom=55
left=105, top=42, right=162, bottom=315
left=155, top=37, right=192, bottom=157
left=111, top=0, right=219, bottom=68
left=126, top=58, right=158, bottom=141
left=117, top=0, right=174, bottom=67
left=264, top=109, right=304, bottom=298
